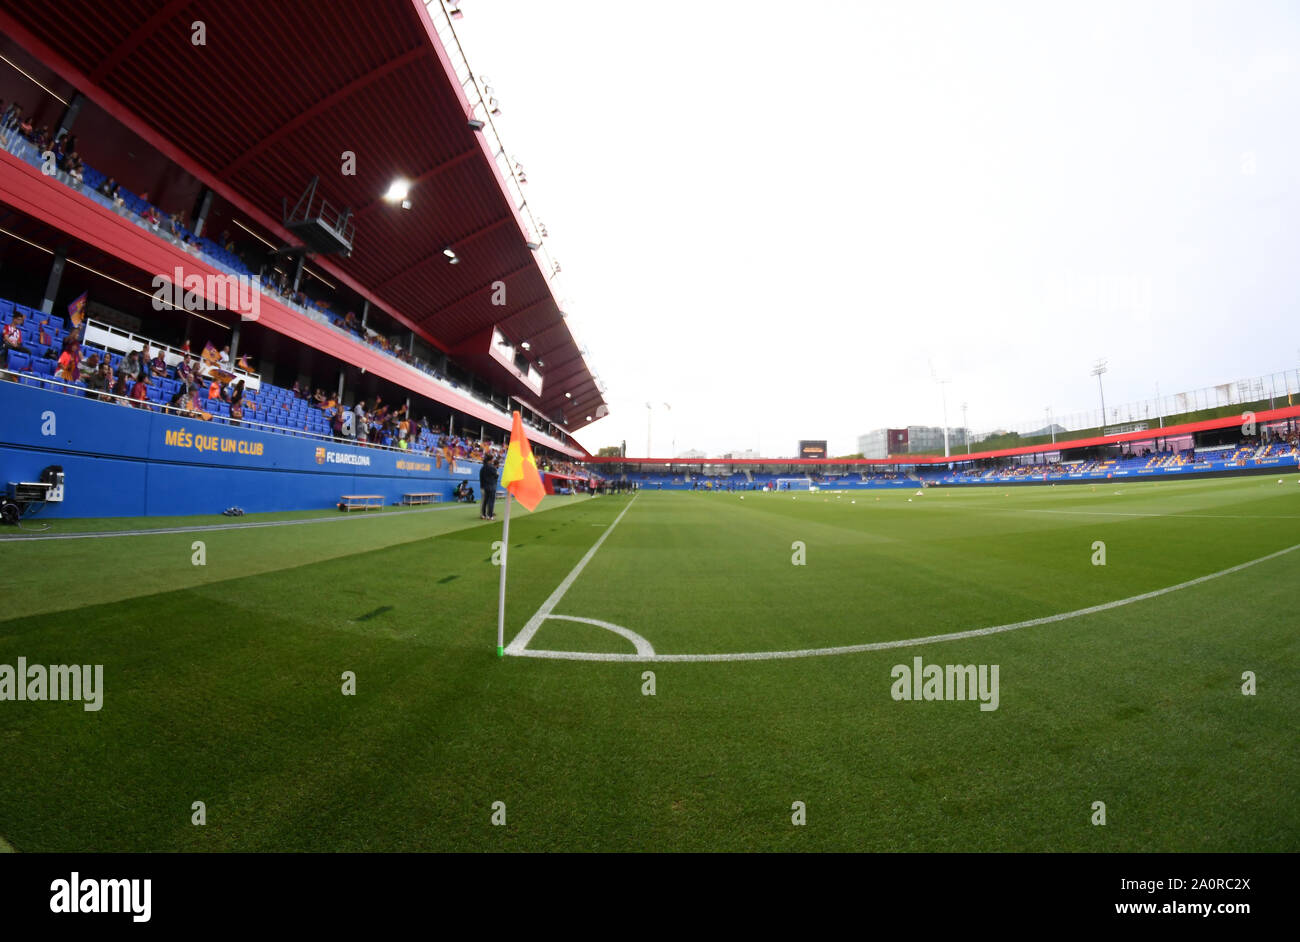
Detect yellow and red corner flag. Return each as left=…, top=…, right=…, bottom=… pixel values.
left=496, top=410, right=546, bottom=658
left=501, top=410, right=545, bottom=512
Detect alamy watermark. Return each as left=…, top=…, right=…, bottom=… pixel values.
left=50, top=872, right=150, bottom=922
left=0, top=657, right=103, bottom=711
left=890, top=656, right=999, bottom=711
left=152, top=266, right=260, bottom=321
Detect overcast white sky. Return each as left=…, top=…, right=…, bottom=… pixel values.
left=451, top=0, right=1299, bottom=457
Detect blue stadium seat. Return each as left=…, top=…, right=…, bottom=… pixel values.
left=6, top=351, right=31, bottom=372
left=32, top=357, right=55, bottom=376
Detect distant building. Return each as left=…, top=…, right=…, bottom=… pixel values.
left=675, top=448, right=706, bottom=460
left=859, top=426, right=972, bottom=458
left=720, top=449, right=760, bottom=460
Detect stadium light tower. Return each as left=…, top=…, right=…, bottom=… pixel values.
left=1091, top=358, right=1109, bottom=431
left=663, top=402, right=674, bottom=459
left=929, top=361, right=951, bottom=459
left=1046, top=406, right=1055, bottom=444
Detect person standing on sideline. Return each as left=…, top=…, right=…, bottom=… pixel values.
left=479, top=456, right=498, bottom=520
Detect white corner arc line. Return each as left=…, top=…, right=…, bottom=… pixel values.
left=511, top=540, right=1300, bottom=664
left=504, top=496, right=638, bottom=655
left=542, top=614, right=656, bottom=656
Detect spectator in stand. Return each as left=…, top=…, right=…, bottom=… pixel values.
left=111, top=373, right=129, bottom=401
left=177, top=355, right=194, bottom=387
left=217, top=345, right=231, bottom=372
left=1, top=102, right=20, bottom=130
left=355, top=402, right=369, bottom=444
left=119, top=349, right=141, bottom=381
left=229, top=380, right=245, bottom=426
left=97, top=177, right=120, bottom=200
left=85, top=360, right=112, bottom=400
left=65, top=152, right=84, bottom=186
left=3, top=311, right=29, bottom=367
left=149, top=348, right=167, bottom=378
left=130, top=373, right=151, bottom=410
left=55, top=341, right=81, bottom=383
left=330, top=407, right=345, bottom=440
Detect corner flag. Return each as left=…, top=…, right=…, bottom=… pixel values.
left=501, top=410, right=545, bottom=512
left=496, top=410, right=546, bottom=657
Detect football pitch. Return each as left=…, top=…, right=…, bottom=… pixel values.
left=1, top=475, right=1297, bottom=852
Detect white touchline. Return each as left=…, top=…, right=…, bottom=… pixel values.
left=1021, top=509, right=1300, bottom=520
left=504, top=496, right=639, bottom=655
left=0, top=494, right=597, bottom=542
left=509, top=539, right=1300, bottom=663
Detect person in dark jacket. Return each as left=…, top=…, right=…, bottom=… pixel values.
left=479, top=457, right=498, bottom=520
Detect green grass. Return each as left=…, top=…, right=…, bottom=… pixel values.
left=0, top=477, right=1297, bottom=852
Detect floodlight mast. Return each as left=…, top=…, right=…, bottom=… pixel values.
left=929, top=360, right=951, bottom=459
left=937, top=379, right=951, bottom=458
left=1091, top=358, right=1109, bottom=432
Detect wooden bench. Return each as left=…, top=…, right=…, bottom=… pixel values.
left=339, top=494, right=384, bottom=512
left=401, top=492, right=441, bottom=506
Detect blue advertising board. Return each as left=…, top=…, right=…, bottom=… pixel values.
left=0, top=382, right=479, bottom=517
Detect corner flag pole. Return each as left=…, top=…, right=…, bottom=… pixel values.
left=495, top=487, right=512, bottom=657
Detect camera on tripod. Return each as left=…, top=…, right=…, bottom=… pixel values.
left=1, top=465, right=63, bottom=525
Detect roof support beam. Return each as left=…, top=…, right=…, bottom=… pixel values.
left=221, top=47, right=430, bottom=177
left=89, top=0, right=192, bottom=84
left=418, top=261, right=534, bottom=334
left=375, top=214, right=514, bottom=290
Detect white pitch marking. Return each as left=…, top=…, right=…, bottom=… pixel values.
left=1021, top=509, right=1300, bottom=520
left=0, top=494, right=598, bottom=542
left=504, top=496, right=639, bottom=655
left=511, top=540, right=1300, bottom=663
left=541, top=614, right=656, bottom=656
